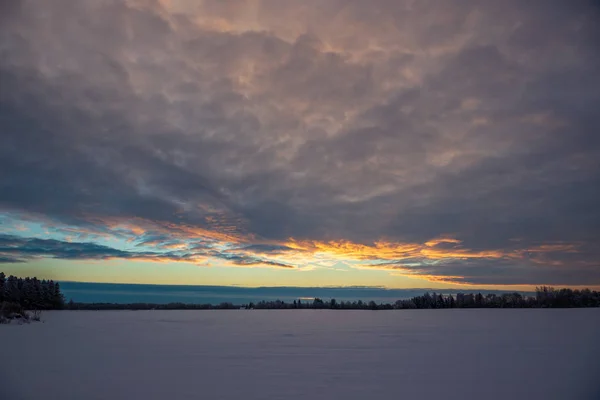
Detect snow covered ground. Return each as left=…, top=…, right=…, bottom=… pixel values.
left=1, top=309, right=599, bottom=400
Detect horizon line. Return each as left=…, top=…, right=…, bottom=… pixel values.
left=58, top=280, right=544, bottom=292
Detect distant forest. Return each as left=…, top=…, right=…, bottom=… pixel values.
left=246, top=286, right=600, bottom=310
left=2, top=272, right=599, bottom=311
left=67, top=288, right=600, bottom=310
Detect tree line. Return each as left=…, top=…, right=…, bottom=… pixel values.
left=1, top=272, right=598, bottom=311
left=0, top=272, right=65, bottom=310
left=395, top=286, right=600, bottom=309
left=248, top=286, right=600, bottom=309
left=72, top=287, right=599, bottom=310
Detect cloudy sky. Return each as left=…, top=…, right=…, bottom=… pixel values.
left=1, top=0, right=599, bottom=289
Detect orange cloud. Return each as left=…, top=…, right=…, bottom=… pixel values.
left=284, top=237, right=507, bottom=262
left=523, top=243, right=580, bottom=253
left=424, top=237, right=463, bottom=247
left=23, top=210, right=591, bottom=281
left=82, top=215, right=250, bottom=245
left=285, top=239, right=422, bottom=260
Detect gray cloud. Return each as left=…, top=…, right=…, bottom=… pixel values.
left=374, top=252, right=600, bottom=286
left=0, top=234, right=296, bottom=269
left=0, top=256, right=23, bottom=264
left=0, top=234, right=157, bottom=262
left=1, top=0, right=599, bottom=285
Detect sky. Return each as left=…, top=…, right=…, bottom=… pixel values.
left=1, top=0, right=599, bottom=290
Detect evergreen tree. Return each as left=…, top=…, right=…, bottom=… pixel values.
left=447, top=294, right=456, bottom=308
left=32, top=278, right=42, bottom=309
left=21, top=278, right=34, bottom=309
left=475, top=293, right=484, bottom=307
left=6, top=275, right=20, bottom=303
left=312, top=298, right=325, bottom=309
left=53, top=282, right=65, bottom=309
left=0, top=272, right=5, bottom=303
left=437, top=294, right=445, bottom=308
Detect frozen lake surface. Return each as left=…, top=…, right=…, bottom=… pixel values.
left=1, top=309, right=599, bottom=399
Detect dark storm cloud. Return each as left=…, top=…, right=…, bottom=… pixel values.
left=0, top=0, right=599, bottom=285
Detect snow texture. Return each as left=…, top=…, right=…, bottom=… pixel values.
left=1, top=309, right=599, bottom=399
